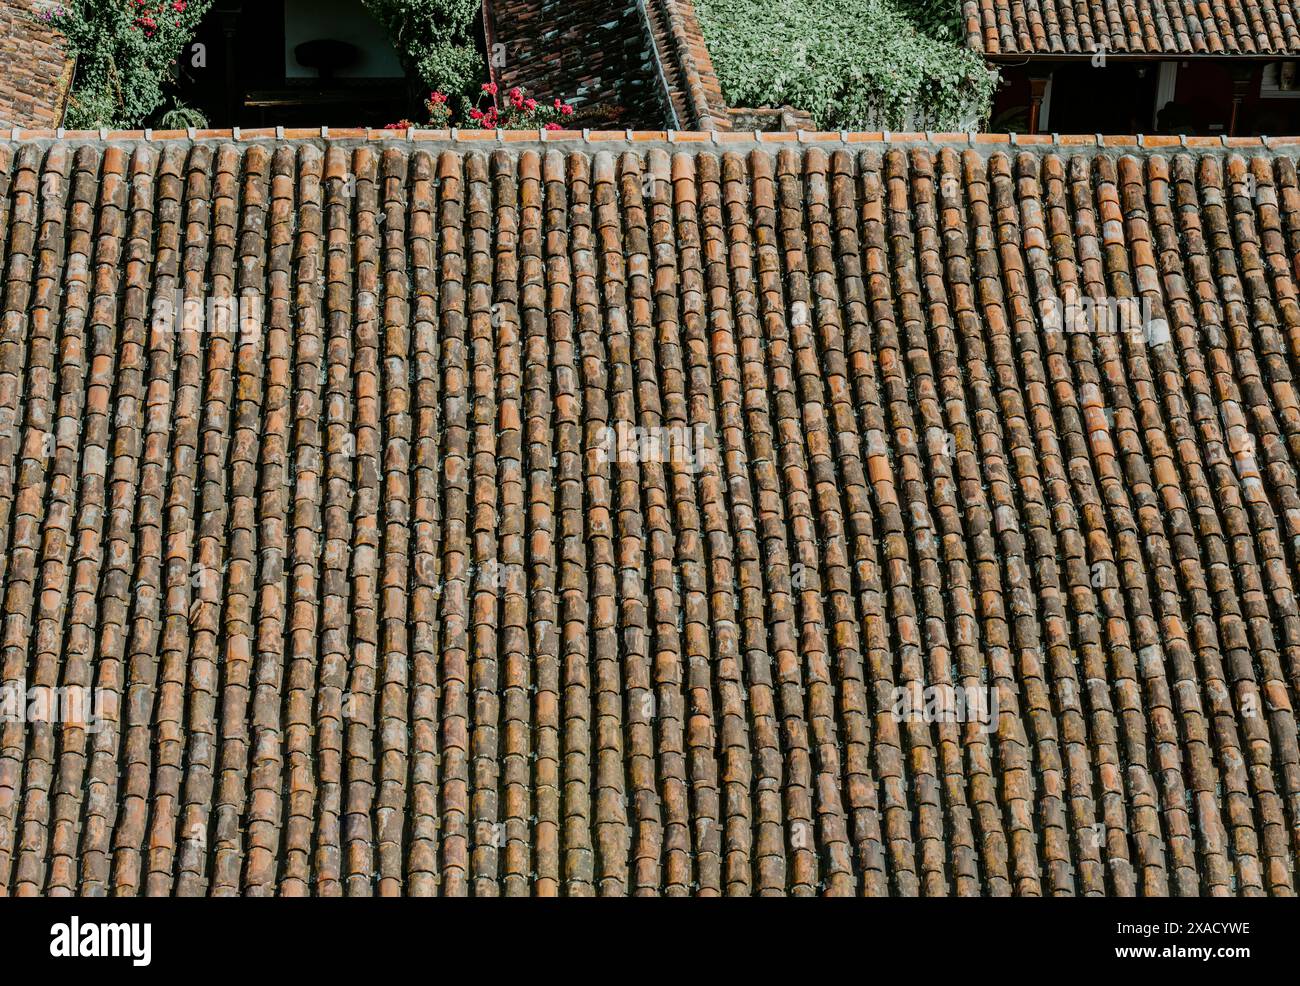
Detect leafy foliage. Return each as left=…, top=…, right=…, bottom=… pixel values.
left=157, top=101, right=208, bottom=129
left=49, top=0, right=212, bottom=129
left=896, top=0, right=965, bottom=42
left=694, top=0, right=995, bottom=131
left=360, top=0, right=482, bottom=101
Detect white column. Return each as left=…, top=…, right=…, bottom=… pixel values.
left=1155, top=61, right=1178, bottom=129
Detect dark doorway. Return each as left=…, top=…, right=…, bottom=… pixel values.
left=175, top=0, right=420, bottom=128
left=1046, top=62, right=1160, bottom=133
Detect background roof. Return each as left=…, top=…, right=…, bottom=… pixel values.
left=964, top=0, right=1300, bottom=56
left=488, top=0, right=730, bottom=129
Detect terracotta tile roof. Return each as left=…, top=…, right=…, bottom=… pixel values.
left=1, top=129, right=1299, bottom=896
left=0, top=0, right=73, bottom=128
left=965, top=0, right=1300, bottom=56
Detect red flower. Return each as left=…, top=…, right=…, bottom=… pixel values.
left=544, top=122, right=561, bottom=131
left=429, top=91, right=448, bottom=105
left=482, top=82, right=498, bottom=95
left=560, top=103, right=574, bottom=116
left=173, top=0, right=186, bottom=10
left=524, top=97, right=537, bottom=111
left=469, top=108, right=484, bottom=121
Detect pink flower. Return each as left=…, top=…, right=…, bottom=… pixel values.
left=560, top=103, right=574, bottom=116
left=524, top=98, right=537, bottom=111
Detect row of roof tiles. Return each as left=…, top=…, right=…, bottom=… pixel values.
left=2, top=128, right=1300, bottom=150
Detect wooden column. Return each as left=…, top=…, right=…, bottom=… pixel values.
left=215, top=0, right=244, bottom=127
left=1228, top=66, right=1254, bottom=136
left=1028, top=75, right=1050, bottom=135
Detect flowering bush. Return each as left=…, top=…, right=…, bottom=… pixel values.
left=387, top=84, right=575, bottom=130
left=468, top=83, right=574, bottom=129
left=47, top=0, right=212, bottom=129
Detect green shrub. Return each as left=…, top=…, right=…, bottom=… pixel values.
left=361, top=0, right=482, bottom=101
left=157, top=101, right=209, bottom=130
left=694, top=0, right=995, bottom=131
left=50, top=0, right=213, bottom=129
left=897, top=0, right=965, bottom=42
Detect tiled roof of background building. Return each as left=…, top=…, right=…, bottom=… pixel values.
left=487, top=0, right=730, bottom=129
left=0, top=130, right=1299, bottom=895
left=640, top=0, right=729, bottom=129
left=0, top=0, right=72, bottom=128
left=487, top=0, right=670, bottom=127
left=964, top=0, right=1300, bottom=56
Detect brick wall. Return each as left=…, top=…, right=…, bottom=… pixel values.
left=0, top=0, right=72, bottom=128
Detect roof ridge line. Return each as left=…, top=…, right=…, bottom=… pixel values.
left=0, top=127, right=1287, bottom=151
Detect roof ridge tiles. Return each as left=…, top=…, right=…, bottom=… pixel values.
left=2, top=129, right=1297, bottom=156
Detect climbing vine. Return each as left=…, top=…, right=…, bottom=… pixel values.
left=899, top=0, right=966, bottom=43
left=360, top=0, right=482, bottom=102
left=47, top=0, right=212, bottom=129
